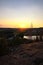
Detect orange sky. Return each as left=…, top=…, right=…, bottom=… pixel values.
left=0, top=18, right=43, bottom=28
left=0, top=0, right=43, bottom=28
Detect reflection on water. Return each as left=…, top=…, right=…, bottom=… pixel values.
left=24, top=36, right=43, bottom=40
left=24, top=36, right=36, bottom=40
left=32, top=36, right=36, bottom=40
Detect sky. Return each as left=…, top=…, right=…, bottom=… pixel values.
left=0, top=0, right=43, bottom=28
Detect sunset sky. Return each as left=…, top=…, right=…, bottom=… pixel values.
left=0, top=0, right=43, bottom=28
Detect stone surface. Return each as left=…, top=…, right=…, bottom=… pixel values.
left=0, top=42, right=43, bottom=65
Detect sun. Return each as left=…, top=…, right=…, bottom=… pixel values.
left=18, top=23, right=28, bottom=32
left=18, top=22, right=28, bottom=28
left=20, top=24, right=27, bottom=28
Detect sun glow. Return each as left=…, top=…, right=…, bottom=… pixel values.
left=18, top=21, right=29, bottom=28
left=19, top=24, right=27, bottom=28
left=18, top=22, right=29, bottom=32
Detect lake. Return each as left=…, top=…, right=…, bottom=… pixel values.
left=23, top=36, right=43, bottom=40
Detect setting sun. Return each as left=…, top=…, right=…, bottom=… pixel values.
left=19, top=24, right=27, bottom=28
left=17, top=21, right=30, bottom=28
